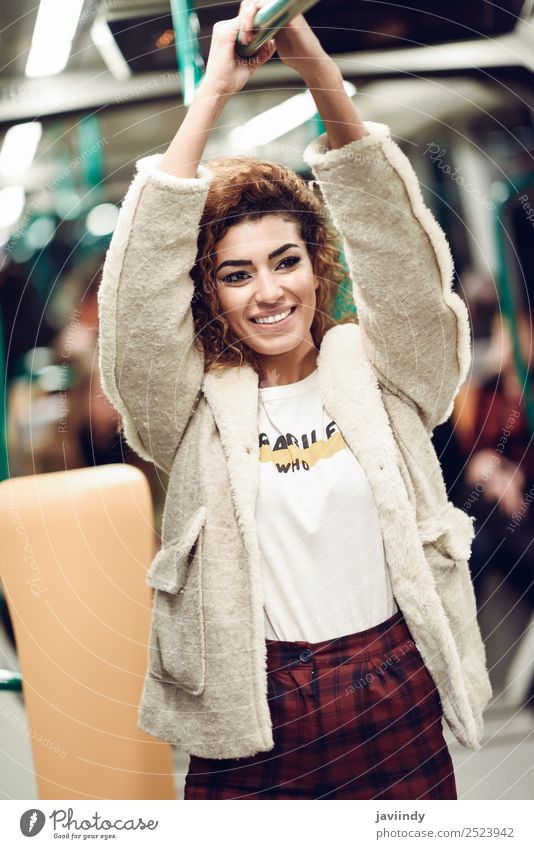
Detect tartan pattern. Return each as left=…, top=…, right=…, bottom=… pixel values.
left=183, top=611, right=457, bottom=800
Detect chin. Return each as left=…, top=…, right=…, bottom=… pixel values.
left=248, top=335, right=305, bottom=357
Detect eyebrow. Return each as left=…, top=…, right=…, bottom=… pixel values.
left=215, top=243, right=300, bottom=274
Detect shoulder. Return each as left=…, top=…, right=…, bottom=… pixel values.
left=319, top=321, right=363, bottom=368
left=321, top=321, right=360, bottom=347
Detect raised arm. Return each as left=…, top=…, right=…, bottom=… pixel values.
left=302, top=101, right=471, bottom=432
left=97, top=153, right=211, bottom=474
left=97, top=13, right=276, bottom=473
left=270, top=10, right=470, bottom=431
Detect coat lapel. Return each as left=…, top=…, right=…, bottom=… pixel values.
left=316, top=323, right=410, bottom=518
left=202, top=363, right=261, bottom=559
left=316, top=323, right=425, bottom=582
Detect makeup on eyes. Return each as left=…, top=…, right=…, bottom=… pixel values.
left=215, top=242, right=300, bottom=274
left=220, top=254, right=301, bottom=285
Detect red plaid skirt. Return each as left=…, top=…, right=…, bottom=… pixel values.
left=183, top=610, right=457, bottom=799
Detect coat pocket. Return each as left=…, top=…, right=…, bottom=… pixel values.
left=145, top=505, right=207, bottom=695
left=418, top=503, right=477, bottom=660
left=417, top=503, right=475, bottom=570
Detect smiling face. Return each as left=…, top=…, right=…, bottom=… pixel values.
left=213, top=214, right=319, bottom=381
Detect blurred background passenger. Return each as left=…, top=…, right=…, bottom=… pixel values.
left=454, top=311, right=534, bottom=608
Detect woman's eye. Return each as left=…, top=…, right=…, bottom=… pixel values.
left=221, top=271, right=249, bottom=284
left=277, top=255, right=300, bottom=270
left=221, top=256, right=300, bottom=285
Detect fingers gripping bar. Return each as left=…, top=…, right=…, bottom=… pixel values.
left=235, top=0, right=321, bottom=58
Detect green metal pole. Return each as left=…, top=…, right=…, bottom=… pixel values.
left=77, top=115, right=103, bottom=193
left=170, top=0, right=204, bottom=106
left=310, top=111, right=356, bottom=320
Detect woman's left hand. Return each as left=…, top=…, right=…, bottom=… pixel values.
left=237, top=1, right=333, bottom=82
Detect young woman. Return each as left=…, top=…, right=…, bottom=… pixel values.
left=98, top=1, right=492, bottom=799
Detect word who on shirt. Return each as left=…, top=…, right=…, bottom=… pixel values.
left=259, top=420, right=344, bottom=474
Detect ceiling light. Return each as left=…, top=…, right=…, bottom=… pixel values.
left=230, top=81, right=356, bottom=150
left=0, top=122, right=42, bottom=177
left=25, top=0, right=84, bottom=78
left=0, top=186, right=25, bottom=229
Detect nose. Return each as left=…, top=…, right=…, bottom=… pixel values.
left=254, top=269, right=285, bottom=304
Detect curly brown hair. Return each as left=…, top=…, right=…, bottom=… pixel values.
left=189, top=155, right=356, bottom=379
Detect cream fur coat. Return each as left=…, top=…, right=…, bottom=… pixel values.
left=97, top=120, right=492, bottom=759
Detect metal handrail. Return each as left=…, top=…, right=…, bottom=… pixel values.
left=235, top=0, right=321, bottom=58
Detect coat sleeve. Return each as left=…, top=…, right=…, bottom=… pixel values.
left=302, top=120, right=472, bottom=432
left=97, top=154, right=213, bottom=473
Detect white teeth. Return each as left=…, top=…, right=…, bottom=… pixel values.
left=253, top=308, right=293, bottom=325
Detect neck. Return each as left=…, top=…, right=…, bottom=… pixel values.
left=257, top=338, right=318, bottom=387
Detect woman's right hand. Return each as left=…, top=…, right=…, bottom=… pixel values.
left=201, top=10, right=276, bottom=97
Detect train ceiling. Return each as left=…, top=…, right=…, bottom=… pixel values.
left=97, top=0, right=529, bottom=74
left=0, top=1, right=532, bottom=264
left=0, top=0, right=533, bottom=122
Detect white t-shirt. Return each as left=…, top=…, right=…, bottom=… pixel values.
left=255, top=366, right=398, bottom=642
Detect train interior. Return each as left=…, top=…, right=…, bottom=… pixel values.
left=0, top=0, right=533, bottom=800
